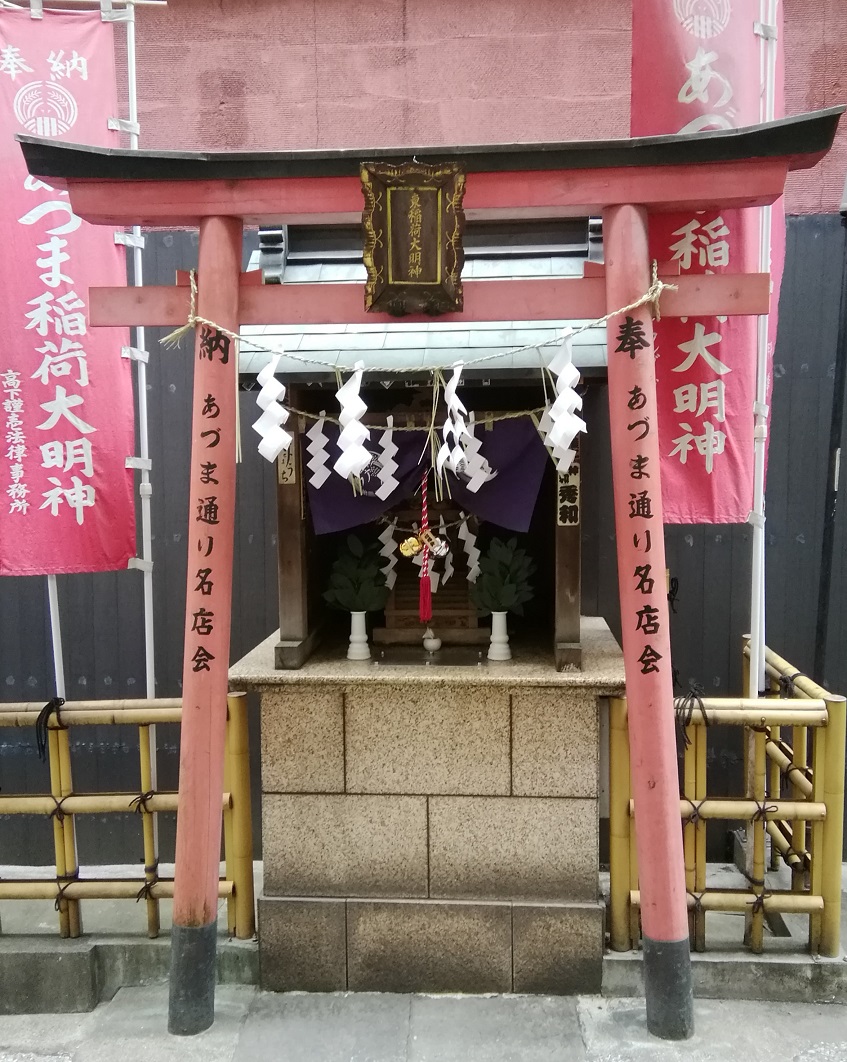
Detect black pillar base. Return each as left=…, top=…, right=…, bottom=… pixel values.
left=642, top=935, right=694, bottom=1041
left=168, top=921, right=218, bottom=1036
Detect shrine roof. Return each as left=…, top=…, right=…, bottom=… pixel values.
left=16, top=108, right=843, bottom=183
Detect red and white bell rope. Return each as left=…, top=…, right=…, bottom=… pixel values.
left=419, top=468, right=432, bottom=623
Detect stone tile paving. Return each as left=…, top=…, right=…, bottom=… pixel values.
left=0, top=986, right=846, bottom=1061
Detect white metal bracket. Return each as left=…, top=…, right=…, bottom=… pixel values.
left=121, top=345, right=149, bottom=364
left=753, top=401, right=770, bottom=418
left=753, top=21, right=778, bottom=39
left=115, top=231, right=146, bottom=249
left=128, top=557, right=154, bottom=573
left=747, top=511, right=766, bottom=529
left=126, top=456, right=153, bottom=471
left=108, top=117, right=141, bottom=136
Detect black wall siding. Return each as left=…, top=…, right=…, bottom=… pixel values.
left=2, top=217, right=846, bottom=866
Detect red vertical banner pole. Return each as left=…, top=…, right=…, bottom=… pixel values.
left=604, top=204, right=693, bottom=1041
left=168, top=215, right=243, bottom=1037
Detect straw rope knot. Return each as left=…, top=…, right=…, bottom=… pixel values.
left=54, top=871, right=79, bottom=912
left=136, top=876, right=160, bottom=903
left=160, top=270, right=241, bottom=351
left=49, top=796, right=70, bottom=823
left=778, top=671, right=807, bottom=699
left=35, top=697, right=66, bottom=764
left=748, top=891, right=771, bottom=915
left=674, top=682, right=706, bottom=747
left=129, top=790, right=156, bottom=814
left=683, top=798, right=705, bottom=825
left=751, top=800, right=778, bottom=823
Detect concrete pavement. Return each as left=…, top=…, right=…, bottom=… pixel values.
left=0, top=986, right=846, bottom=1062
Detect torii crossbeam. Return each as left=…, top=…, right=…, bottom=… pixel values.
left=17, top=105, right=842, bottom=1041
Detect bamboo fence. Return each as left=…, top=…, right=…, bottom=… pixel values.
left=0, top=693, right=255, bottom=940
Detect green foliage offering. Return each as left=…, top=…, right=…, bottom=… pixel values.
left=323, top=534, right=391, bottom=613
left=469, top=537, right=536, bottom=616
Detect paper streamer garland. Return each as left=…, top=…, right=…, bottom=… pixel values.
left=305, top=411, right=331, bottom=488
left=252, top=353, right=293, bottom=462
left=460, top=412, right=497, bottom=493
left=457, top=513, right=480, bottom=582
left=538, top=334, right=586, bottom=472
left=375, top=414, right=400, bottom=500
left=378, top=519, right=398, bottom=590
left=436, top=362, right=470, bottom=478
left=439, top=514, right=454, bottom=584
left=333, top=360, right=371, bottom=480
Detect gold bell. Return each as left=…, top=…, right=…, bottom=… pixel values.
left=399, top=536, right=423, bottom=557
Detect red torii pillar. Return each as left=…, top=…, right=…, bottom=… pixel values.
left=168, top=216, right=242, bottom=1035
left=605, top=204, right=692, bottom=1038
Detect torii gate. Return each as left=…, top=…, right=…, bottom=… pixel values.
left=17, top=105, right=842, bottom=1041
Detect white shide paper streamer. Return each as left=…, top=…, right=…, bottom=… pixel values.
left=252, top=353, right=292, bottom=462
left=436, top=362, right=470, bottom=478
left=439, top=514, right=454, bottom=584
left=538, top=334, right=586, bottom=473
left=457, top=513, right=480, bottom=583
left=305, top=411, right=331, bottom=488
left=460, top=412, right=497, bottom=493
left=378, top=519, right=398, bottom=590
left=333, top=360, right=371, bottom=480
left=375, top=414, right=400, bottom=500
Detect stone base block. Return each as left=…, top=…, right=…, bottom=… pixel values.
left=257, top=897, right=605, bottom=995
left=347, top=899, right=512, bottom=994
left=259, top=897, right=346, bottom=992
left=513, top=901, right=605, bottom=994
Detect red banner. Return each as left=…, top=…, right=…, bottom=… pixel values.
left=631, top=0, right=784, bottom=523
left=0, top=10, right=134, bottom=574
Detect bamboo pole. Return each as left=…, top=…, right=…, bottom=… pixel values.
left=761, top=647, right=831, bottom=700
left=792, top=724, right=808, bottom=891
left=630, top=890, right=823, bottom=914
left=670, top=707, right=827, bottom=726
left=226, top=693, right=256, bottom=940
left=0, top=699, right=182, bottom=713
left=682, top=716, right=696, bottom=946
left=765, top=820, right=808, bottom=871
left=56, top=726, right=82, bottom=938
left=694, top=722, right=707, bottom=952
left=749, top=727, right=767, bottom=953
left=138, top=724, right=161, bottom=938
left=629, top=795, right=640, bottom=948
left=608, top=697, right=632, bottom=951
left=223, top=716, right=236, bottom=938
left=47, top=727, right=70, bottom=938
left=765, top=737, right=813, bottom=797
left=820, top=694, right=846, bottom=957
left=769, top=725, right=782, bottom=871
left=0, top=710, right=182, bottom=728
left=0, top=793, right=232, bottom=814
left=629, top=799, right=826, bottom=821
left=809, top=719, right=826, bottom=952
left=0, top=880, right=233, bottom=901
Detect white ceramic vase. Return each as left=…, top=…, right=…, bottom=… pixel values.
left=347, top=611, right=371, bottom=660
left=487, top=611, right=512, bottom=661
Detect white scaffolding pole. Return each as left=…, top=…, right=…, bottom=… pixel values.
left=748, top=0, right=779, bottom=700
left=47, top=575, right=66, bottom=699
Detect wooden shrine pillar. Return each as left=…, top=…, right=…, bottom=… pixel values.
left=603, top=204, right=693, bottom=1040
left=555, top=442, right=582, bottom=669
left=169, top=215, right=243, bottom=1036
left=275, top=397, right=318, bottom=668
